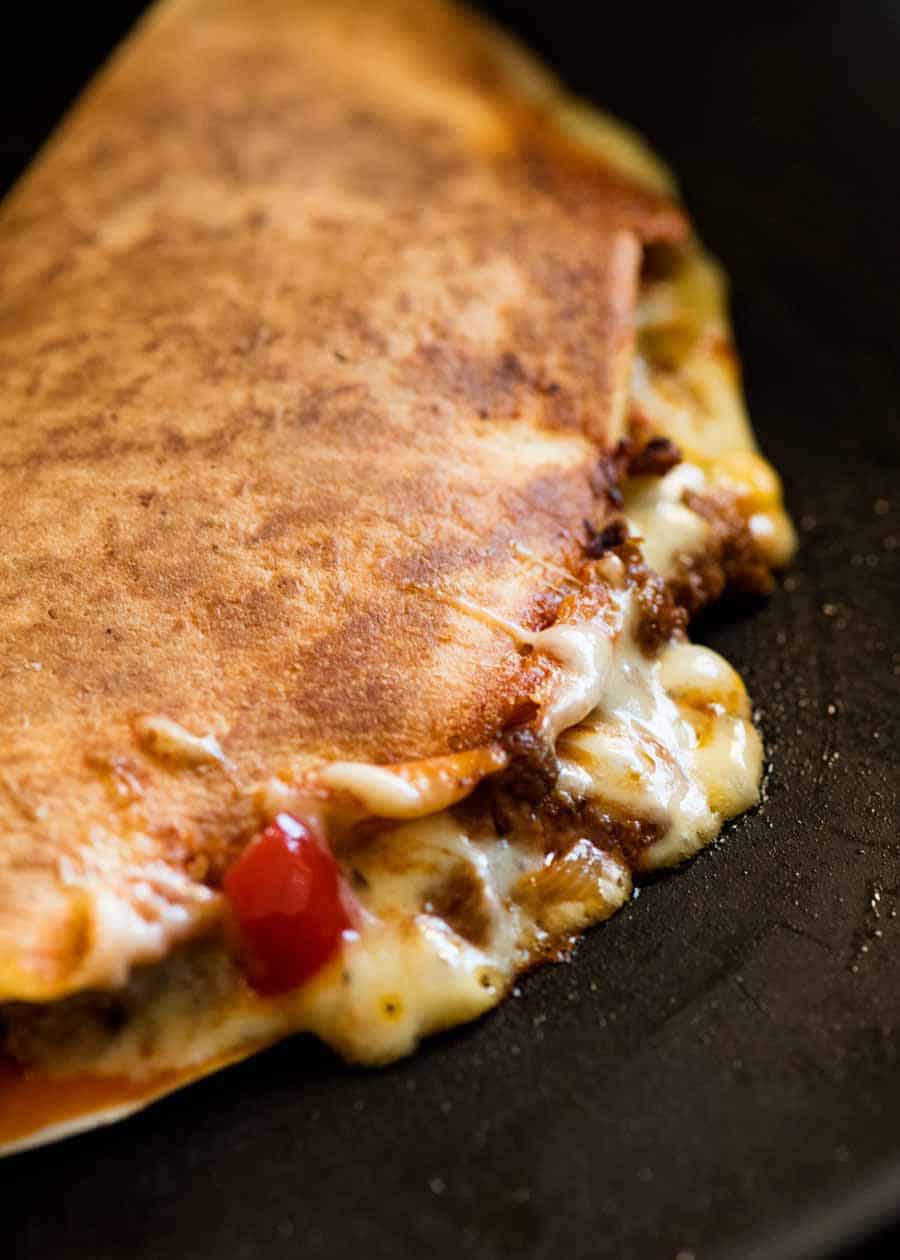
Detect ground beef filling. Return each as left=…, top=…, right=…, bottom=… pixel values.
left=2, top=455, right=777, bottom=1071
left=590, top=432, right=682, bottom=511
left=422, top=862, right=493, bottom=948
left=671, top=489, right=774, bottom=615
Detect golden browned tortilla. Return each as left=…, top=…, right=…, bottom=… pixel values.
left=0, top=0, right=792, bottom=1152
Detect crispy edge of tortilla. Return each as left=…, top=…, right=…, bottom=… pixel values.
left=0, top=1039, right=274, bottom=1156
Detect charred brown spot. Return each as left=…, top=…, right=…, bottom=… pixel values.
left=399, top=342, right=531, bottom=424
left=590, top=432, right=682, bottom=515
left=626, top=435, right=681, bottom=478
left=525, top=587, right=566, bottom=632
left=590, top=445, right=627, bottom=508
left=423, top=862, right=491, bottom=947
left=583, top=516, right=628, bottom=558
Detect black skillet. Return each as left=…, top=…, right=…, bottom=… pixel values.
left=3, top=3, right=899, bottom=1256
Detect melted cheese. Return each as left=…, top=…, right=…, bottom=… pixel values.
left=1, top=240, right=788, bottom=1131
left=633, top=250, right=795, bottom=567
left=532, top=621, right=616, bottom=739
left=4, top=584, right=759, bottom=1082
left=562, top=636, right=760, bottom=870
left=134, top=716, right=233, bottom=770
left=84, top=864, right=220, bottom=990
left=625, top=461, right=712, bottom=576
left=316, top=747, right=508, bottom=820
left=0, top=31, right=801, bottom=1150
left=437, top=594, right=620, bottom=742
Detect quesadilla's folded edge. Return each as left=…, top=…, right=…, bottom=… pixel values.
left=0, top=0, right=794, bottom=1154
left=0, top=1042, right=270, bottom=1156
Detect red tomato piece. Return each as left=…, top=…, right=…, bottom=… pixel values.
left=223, top=813, right=351, bottom=995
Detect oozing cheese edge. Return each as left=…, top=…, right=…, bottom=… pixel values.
left=2, top=516, right=762, bottom=1080
left=0, top=242, right=789, bottom=1104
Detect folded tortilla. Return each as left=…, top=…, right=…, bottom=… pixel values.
left=0, top=0, right=793, bottom=1153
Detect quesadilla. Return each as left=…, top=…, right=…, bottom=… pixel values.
left=0, top=0, right=794, bottom=1153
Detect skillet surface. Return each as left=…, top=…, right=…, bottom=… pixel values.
left=4, top=3, right=899, bottom=1257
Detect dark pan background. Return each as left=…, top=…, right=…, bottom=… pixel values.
left=3, top=3, right=899, bottom=1257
